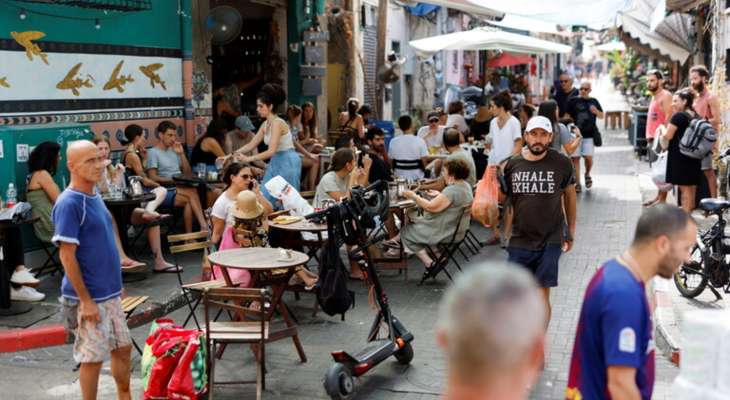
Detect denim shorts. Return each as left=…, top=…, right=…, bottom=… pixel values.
left=507, top=244, right=563, bottom=288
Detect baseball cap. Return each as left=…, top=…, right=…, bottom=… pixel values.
left=427, top=111, right=439, bottom=121
left=235, top=115, right=255, bottom=132
left=525, top=116, right=552, bottom=134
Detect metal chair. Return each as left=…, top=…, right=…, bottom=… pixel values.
left=204, top=287, right=270, bottom=400
left=168, top=231, right=227, bottom=330
left=419, top=205, right=472, bottom=285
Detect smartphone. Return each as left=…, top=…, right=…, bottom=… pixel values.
left=248, top=179, right=257, bottom=190
left=356, top=149, right=364, bottom=168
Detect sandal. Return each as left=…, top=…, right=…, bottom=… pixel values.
left=642, top=198, right=659, bottom=207
left=153, top=265, right=182, bottom=273
left=575, top=183, right=582, bottom=193
left=584, top=175, right=593, bottom=189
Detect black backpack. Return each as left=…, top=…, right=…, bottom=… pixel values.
left=316, top=235, right=355, bottom=319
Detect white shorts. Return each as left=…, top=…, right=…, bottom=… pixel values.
left=571, top=137, right=595, bottom=158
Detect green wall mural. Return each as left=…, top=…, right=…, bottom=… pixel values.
left=0, top=0, right=183, bottom=49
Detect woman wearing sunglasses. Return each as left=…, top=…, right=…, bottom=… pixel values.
left=210, top=162, right=273, bottom=246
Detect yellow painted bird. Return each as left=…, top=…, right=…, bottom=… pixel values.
left=56, top=63, right=94, bottom=96
left=103, top=60, right=134, bottom=93
left=139, top=63, right=166, bottom=90
left=0, top=77, right=9, bottom=88
left=11, top=31, right=49, bottom=65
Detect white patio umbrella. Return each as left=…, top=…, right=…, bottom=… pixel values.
left=594, top=41, right=627, bottom=53
left=408, top=27, right=572, bottom=57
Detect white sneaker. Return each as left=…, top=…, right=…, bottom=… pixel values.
left=11, top=286, right=45, bottom=302
left=10, top=268, right=39, bottom=286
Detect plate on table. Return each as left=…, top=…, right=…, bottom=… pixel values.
left=272, top=215, right=303, bottom=225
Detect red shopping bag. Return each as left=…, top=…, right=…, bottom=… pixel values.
left=144, top=339, right=185, bottom=399
left=472, top=167, right=497, bottom=227
left=167, top=335, right=201, bottom=399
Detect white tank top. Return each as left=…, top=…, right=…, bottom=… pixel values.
left=263, top=118, right=294, bottom=152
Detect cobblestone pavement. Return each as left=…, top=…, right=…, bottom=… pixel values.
left=0, top=104, right=682, bottom=398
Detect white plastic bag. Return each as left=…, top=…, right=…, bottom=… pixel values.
left=651, top=152, right=673, bottom=192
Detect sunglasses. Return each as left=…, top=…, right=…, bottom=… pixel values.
left=560, top=80, right=571, bottom=83
left=237, top=174, right=253, bottom=180
left=580, top=87, right=590, bottom=91
left=429, top=119, right=439, bottom=123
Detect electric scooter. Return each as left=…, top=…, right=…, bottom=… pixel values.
left=307, top=181, right=415, bottom=400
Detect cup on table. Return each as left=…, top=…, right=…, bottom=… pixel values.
left=196, top=163, right=206, bottom=178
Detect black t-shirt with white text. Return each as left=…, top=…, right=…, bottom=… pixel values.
left=503, top=149, right=574, bottom=250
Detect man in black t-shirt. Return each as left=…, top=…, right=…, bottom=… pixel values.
left=552, top=72, right=579, bottom=118
left=365, top=127, right=393, bottom=184
left=501, top=116, right=577, bottom=329
left=566, top=81, right=604, bottom=192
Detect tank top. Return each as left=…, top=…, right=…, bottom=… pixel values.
left=190, top=139, right=219, bottom=166
left=646, top=94, right=667, bottom=139
left=263, top=118, right=294, bottom=151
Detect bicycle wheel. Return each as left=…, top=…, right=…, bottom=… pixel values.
left=673, top=244, right=708, bottom=298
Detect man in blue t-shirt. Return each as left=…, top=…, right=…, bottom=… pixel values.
left=53, top=140, right=131, bottom=399
left=566, top=204, right=696, bottom=399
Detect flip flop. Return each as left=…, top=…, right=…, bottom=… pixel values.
left=642, top=199, right=659, bottom=207
left=121, top=260, right=146, bottom=269
left=153, top=265, right=182, bottom=273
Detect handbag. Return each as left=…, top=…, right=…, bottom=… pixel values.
left=592, top=129, right=603, bottom=147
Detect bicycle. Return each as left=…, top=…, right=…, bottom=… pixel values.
left=674, top=197, right=730, bottom=300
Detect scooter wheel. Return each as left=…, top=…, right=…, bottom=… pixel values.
left=394, top=342, right=414, bottom=365
left=324, top=362, right=354, bottom=399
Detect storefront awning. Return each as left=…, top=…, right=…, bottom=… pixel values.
left=594, top=41, right=627, bottom=52
left=616, top=0, right=692, bottom=63
left=486, top=52, right=534, bottom=68
left=485, top=14, right=560, bottom=35
left=417, top=0, right=504, bottom=18
left=408, top=27, right=571, bottom=57
left=666, top=0, right=709, bottom=11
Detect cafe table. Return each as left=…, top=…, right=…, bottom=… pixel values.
left=103, top=192, right=156, bottom=251
left=268, top=218, right=327, bottom=263
left=207, top=247, right=310, bottom=362
left=172, top=173, right=221, bottom=207
left=0, top=215, right=38, bottom=316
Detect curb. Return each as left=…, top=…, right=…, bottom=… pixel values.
left=0, top=289, right=195, bottom=353
left=652, top=278, right=681, bottom=366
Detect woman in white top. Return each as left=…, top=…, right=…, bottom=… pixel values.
left=417, top=111, right=445, bottom=154
left=211, top=162, right=273, bottom=246
left=234, top=83, right=302, bottom=205
left=445, top=100, right=469, bottom=136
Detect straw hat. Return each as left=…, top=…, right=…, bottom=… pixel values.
left=231, top=190, right=263, bottom=220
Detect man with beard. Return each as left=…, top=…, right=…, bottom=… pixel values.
left=691, top=65, right=721, bottom=199
left=551, top=71, right=579, bottom=118
left=642, top=70, right=673, bottom=207
left=566, top=205, right=696, bottom=400
left=365, top=126, right=393, bottom=184
left=501, top=116, right=577, bottom=327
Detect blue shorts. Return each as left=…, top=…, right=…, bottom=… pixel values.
left=570, top=137, right=595, bottom=157
left=161, top=187, right=176, bottom=208
left=507, top=244, right=562, bottom=287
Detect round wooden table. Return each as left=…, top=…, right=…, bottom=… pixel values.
left=207, top=247, right=310, bottom=362
left=269, top=219, right=328, bottom=263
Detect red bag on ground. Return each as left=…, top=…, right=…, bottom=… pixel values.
left=144, top=338, right=185, bottom=399
left=167, top=335, right=201, bottom=399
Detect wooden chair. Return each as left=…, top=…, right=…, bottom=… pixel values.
left=168, top=231, right=227, bottom=330
left=121, top=295, right=149, bottom=354
left=204, top=287, right=270, bottom=400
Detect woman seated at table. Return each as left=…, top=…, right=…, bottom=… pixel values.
left=314, top=148, right=370, bottom=279
left=385, top=158, right=473, bottom=274
left=191, top=118, right=227, bottom=171
left=27, top=141, right=146, bottom=270
left=211, top=162, right=273, bottom=246
left=287, top=105, right=320, bottom=192
left=94, top=136, right=177, bottom=272
left=213, top=185, right=318, bottom=289
left=300, top=102, right=323, bottom=153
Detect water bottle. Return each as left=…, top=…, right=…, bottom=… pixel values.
left=6, top=183, right=17, bottom=208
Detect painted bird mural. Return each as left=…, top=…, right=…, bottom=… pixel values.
left=11, top=31, right=49, bottom=65
left=103, top=60, right=134, bottom=93
left=56, top=63, right=94, bottom=96
left=139, top=63, right=166, bottom=90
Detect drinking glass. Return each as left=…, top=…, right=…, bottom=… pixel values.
left=196, top=163, right=206, bottom=178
